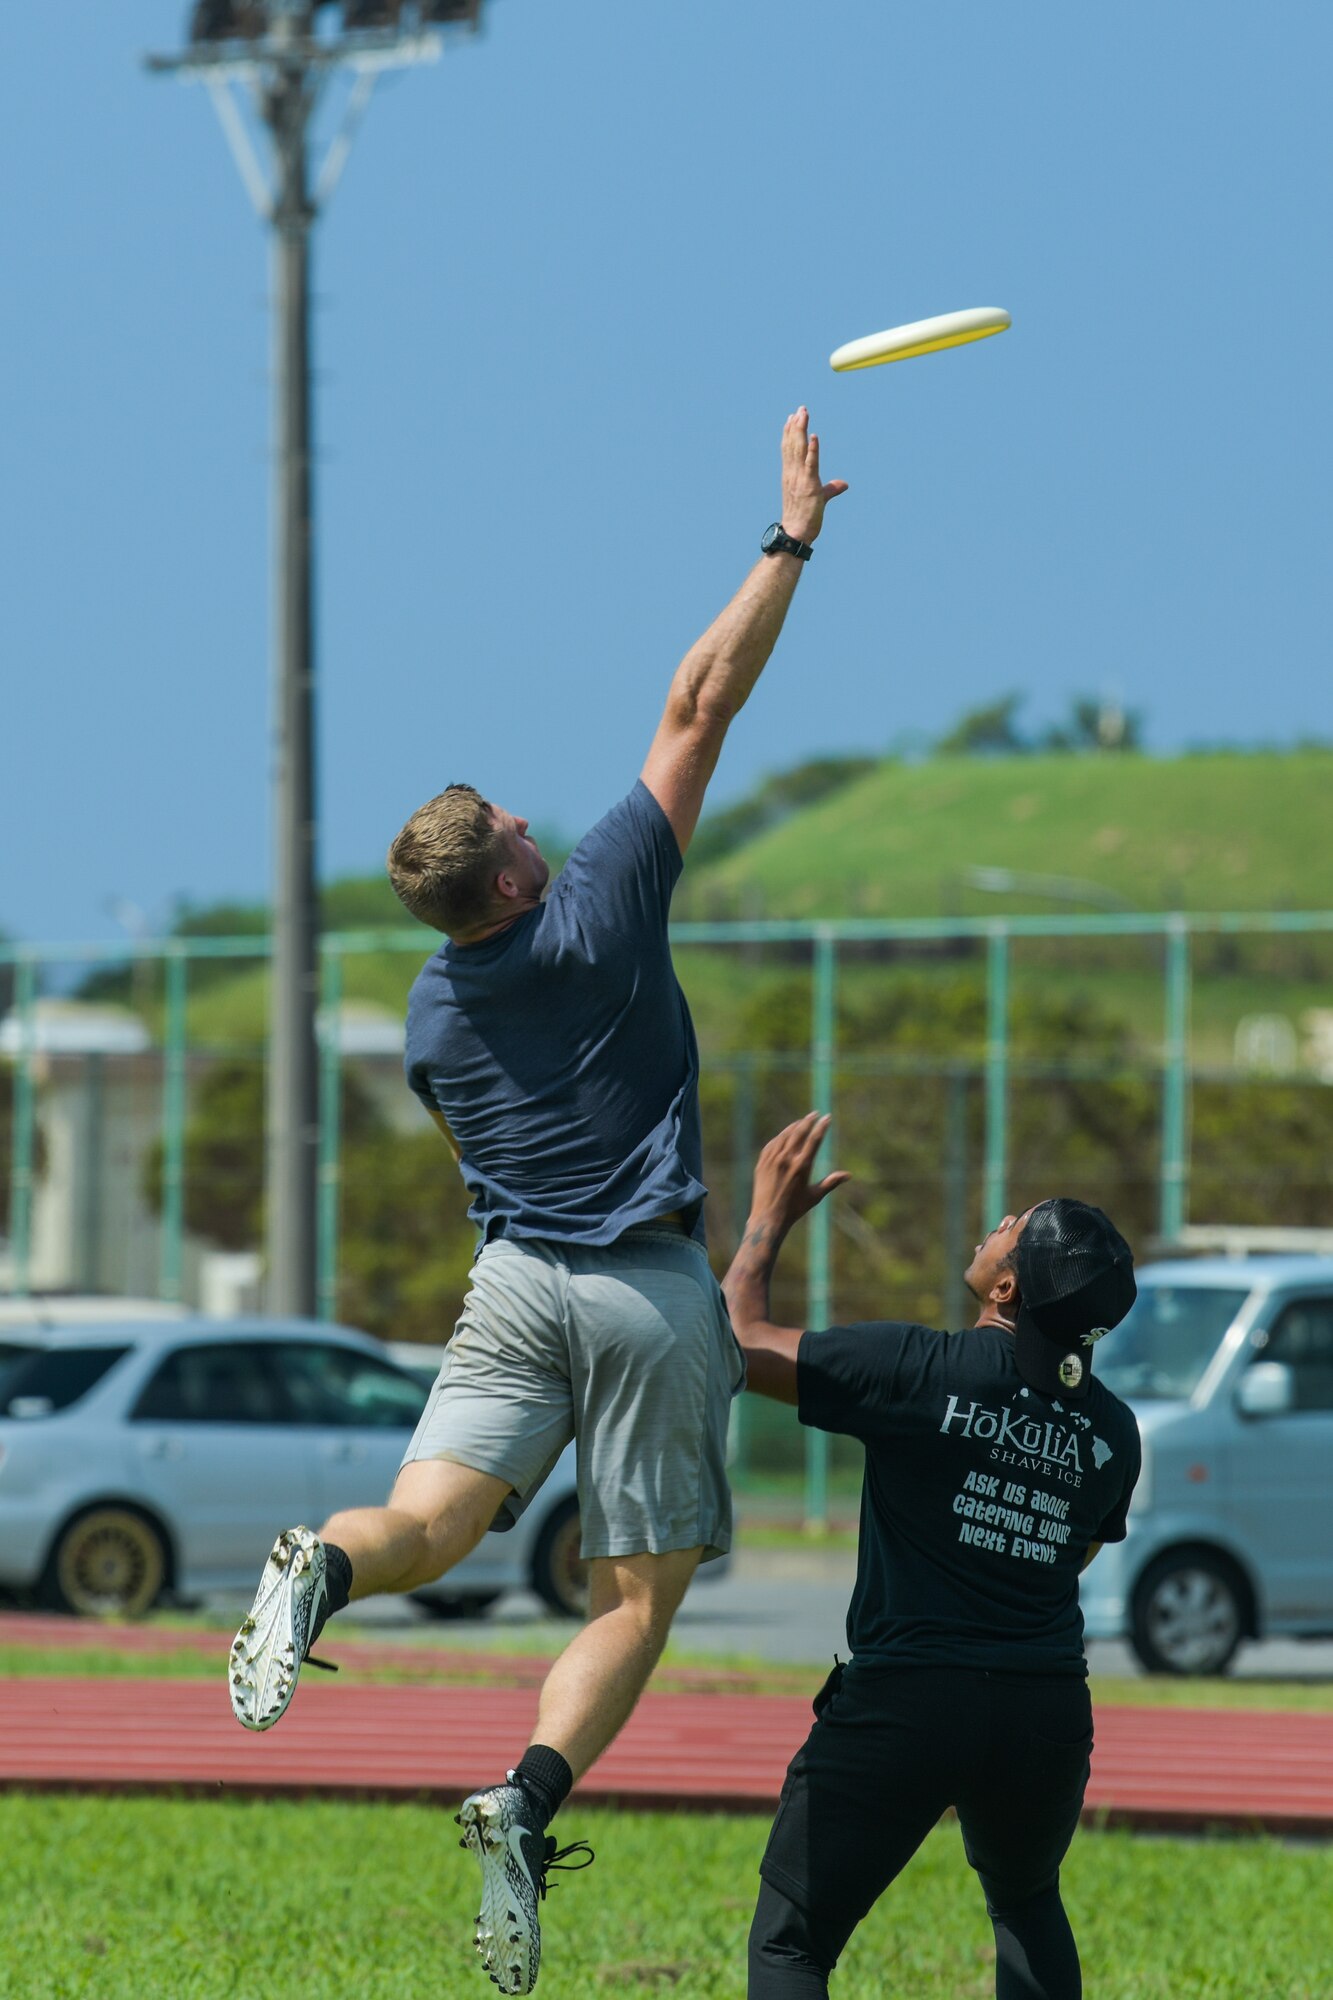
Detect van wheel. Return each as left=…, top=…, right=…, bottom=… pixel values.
left=1130, top=1551, right=1246, bottom=1676
left=40, top=1506, right=168, bottom=1619
left=410, top=1591, right=503, bottom=1621
left=531, top=1497, right=587, bottom=1618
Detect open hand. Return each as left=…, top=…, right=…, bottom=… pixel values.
left=780, top=408, right=849, bottom=545
left=748, top=1111, right=851, bottom=1238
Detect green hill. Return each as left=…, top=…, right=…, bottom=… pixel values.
left=106, top=749, right=1331, bottom=1063
left=683, top=750, right=1333, bottom=920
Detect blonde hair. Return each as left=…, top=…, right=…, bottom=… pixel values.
left=386, top=783, right=507, bottom=935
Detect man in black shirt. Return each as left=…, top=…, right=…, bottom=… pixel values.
left=723, top=1113, right=1141, bottom=2000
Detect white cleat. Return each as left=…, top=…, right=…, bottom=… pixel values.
left=228, top=1525, right=327, bottom=1732
left=455, top=1781, right=594, bottom=1995
left=457, top=1783, right=543, bottom=1994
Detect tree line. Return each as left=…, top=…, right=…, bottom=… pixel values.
left=139, top=970, right=1333, bottom=1345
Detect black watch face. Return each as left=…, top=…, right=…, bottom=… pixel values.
left=762, top=524, right=782, bottom=552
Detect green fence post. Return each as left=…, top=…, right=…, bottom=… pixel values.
left=729, top=1052, right=758, bottom=1485
left=805, top=929, right=837, bottom=1534
left=942, top=1064, right=969, bottom=1329
left=159, top=947, right=189, bottom=1302
left=1159, top=918, right=1191, bottom=1244
left=317, top=947, right=344, bottom=1322
left=7, top=955, right=38, bottom=1298
left=983, top=926, right=1010, bottom=1229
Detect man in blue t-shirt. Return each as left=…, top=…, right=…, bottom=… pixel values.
left=227, top=411, right=847, bottom=1994
left=724, top=1114, right=1141, bottom=2000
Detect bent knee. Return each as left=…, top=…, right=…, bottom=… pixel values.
left=587, top=1545, right=702, bottom=1628
left=391, top=1457, right=512, bottom=1527
left=979, top=1872, right=1064, bottom=1921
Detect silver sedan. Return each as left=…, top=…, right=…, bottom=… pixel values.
left=0, top=1317, right=585, bottom=1621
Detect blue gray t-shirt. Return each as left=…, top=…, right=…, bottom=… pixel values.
left=404, top=781, right=707, bottom=1246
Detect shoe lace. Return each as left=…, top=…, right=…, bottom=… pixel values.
left=536, top=1837, right=595, bottom=1902
left=304, top=1585, right=338, bottom=1671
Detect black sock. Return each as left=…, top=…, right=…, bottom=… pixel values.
left=513, top=1745, right=573, bottom=1829
left=312, top=1542, right=353, bottom=1647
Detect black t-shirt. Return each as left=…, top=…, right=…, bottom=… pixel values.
left=798, top=1321, right=1142, bottom=1675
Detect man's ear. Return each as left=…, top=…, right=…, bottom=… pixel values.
left=991, top=1264, right=1020, bottom=1311
left=494, top=868, right=519, bottom=904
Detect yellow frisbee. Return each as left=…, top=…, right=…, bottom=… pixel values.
left=830, top=306, right=1011, bottom=372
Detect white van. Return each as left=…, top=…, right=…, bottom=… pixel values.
left=1079, top=1255, right=1333, bottom=1674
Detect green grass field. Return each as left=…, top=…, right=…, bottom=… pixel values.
left=3, top=1793, right=1329, bottom=1999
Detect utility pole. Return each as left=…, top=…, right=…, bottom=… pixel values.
left=147, top=2, right=484, bottom=1315
left=266, top=43, right=318, bottom=1316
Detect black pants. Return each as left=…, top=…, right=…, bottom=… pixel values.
left=749, top=1662, right=1092, bottom=2000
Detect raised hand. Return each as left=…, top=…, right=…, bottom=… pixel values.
left=748, top=1111, right=851, bottom=1239
left=780, top=408, right=849, bottom=545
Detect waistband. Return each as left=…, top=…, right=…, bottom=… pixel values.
left=480, top=1216, right=704, bottom=1261
left=612, top=1216, right=705, bottom=1256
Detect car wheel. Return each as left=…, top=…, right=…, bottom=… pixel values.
left=531, top=1496, right=587, bottom=1618
left=1130, top=1550, right=1247, bottom=1676
left=40, top=1506, right=168, bottom=1619
left=410, top=1591, right=504, bottom=1621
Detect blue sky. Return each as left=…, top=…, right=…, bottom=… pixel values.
left=3, top=2, right=1329, bottom=949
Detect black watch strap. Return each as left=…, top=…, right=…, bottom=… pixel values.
left=761, top=522, right=814, bottom=562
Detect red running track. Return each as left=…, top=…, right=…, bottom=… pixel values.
left=2, top=1674, right=1331, bottom=1834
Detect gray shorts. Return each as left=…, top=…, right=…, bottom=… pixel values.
left=401, top=1224, right=746, bottom=1562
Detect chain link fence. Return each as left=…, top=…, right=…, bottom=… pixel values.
left=4, top=912, right=1332, bottom=1524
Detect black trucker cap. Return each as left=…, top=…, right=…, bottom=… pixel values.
left=1012, top=1199, right=1136, bottom=1401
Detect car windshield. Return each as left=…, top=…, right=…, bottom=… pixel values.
left=1094, top=1284, right=1250, bottom=1402
left=0, top=1344, right=131, bottom=1417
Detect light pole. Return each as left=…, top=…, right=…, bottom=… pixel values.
left=147, top=1, right=484, bottom=1314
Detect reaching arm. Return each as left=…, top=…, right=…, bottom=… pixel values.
left=641, top=409, right=847, bottom=854
left=723, top=1112, right=851, bottom=1404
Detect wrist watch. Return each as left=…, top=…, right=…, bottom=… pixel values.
left=761, top=522, right=814, bottom=562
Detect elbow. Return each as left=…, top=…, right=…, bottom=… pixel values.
left=744, top=1348, right=800, bottom=1408
left=693, top=691, right=737, bottom=731
left=665, top=685, right=735, bottom=736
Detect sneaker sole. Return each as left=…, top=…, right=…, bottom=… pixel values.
left=228, top=1526, right=324, bottom=1732
left=456, top=1794, right=539, bottom=1995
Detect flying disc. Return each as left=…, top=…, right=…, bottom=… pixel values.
left=830, top=306, right=1010, bottom=373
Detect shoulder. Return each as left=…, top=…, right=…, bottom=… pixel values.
left=1089, top=1380, right=1141, bottom=1455
left=805, top=1318, right=939, bottom=1354
left=404, top=950, right=453, bottom=1075
left=406, top=948, right=450, bottom=1020
left=801, top=1319, right=943, bottom=1387
left=1089, top=1378, right=1138, bottom=1435
left=948, top=1325, right=1014, bottom=1373
left=627, top=777, right=678, bottom=843
left=546, top=784, right=683, bottom=938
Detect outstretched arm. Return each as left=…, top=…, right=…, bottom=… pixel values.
left=723, top=1112, right=851, bottom=1404
left=641, top=410, right=847, bottom=855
